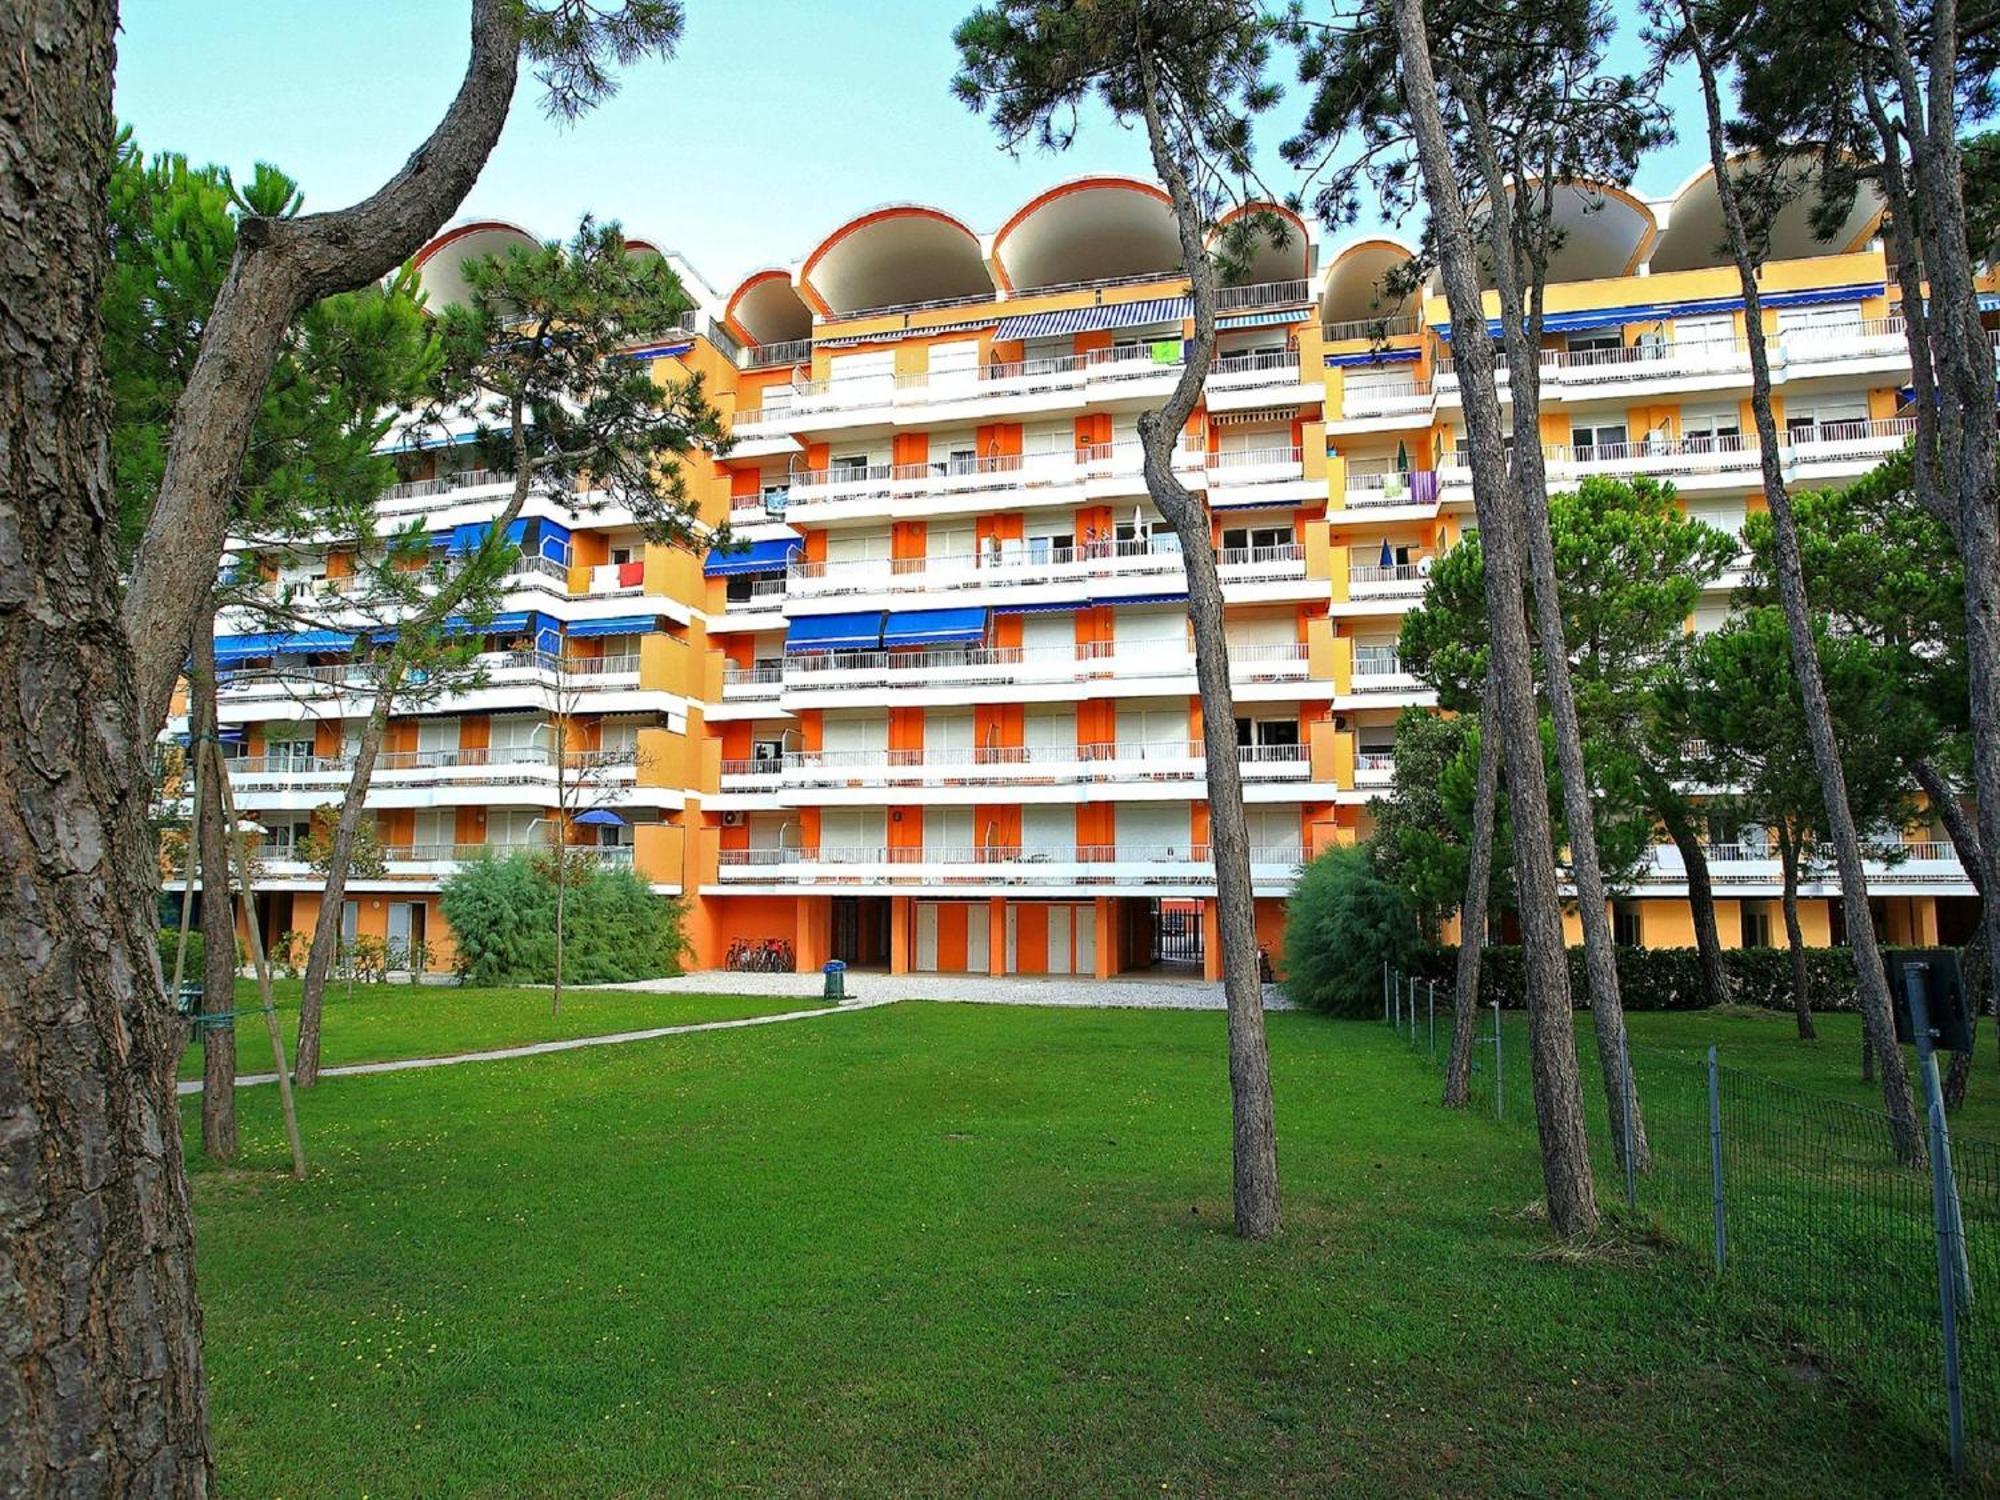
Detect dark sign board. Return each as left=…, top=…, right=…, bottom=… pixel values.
left=1887, top=949, right=1975, bottom=1055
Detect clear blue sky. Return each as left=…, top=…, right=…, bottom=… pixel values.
left=113, top=1, right=1711, bottom=298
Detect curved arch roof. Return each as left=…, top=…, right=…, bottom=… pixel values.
left=413, top=220, right=540, bottom=310
left=1321, top=237, right=1420, bottom=327
left=726, top=268, right=813, bottom=346
left=992, top=176, right=1182, bottom=293
left=799, top=205, right=994, bottom=317
left=1650, top=159, right=1883, bottom=274
left=1211, top=201, right=1314, bottom=285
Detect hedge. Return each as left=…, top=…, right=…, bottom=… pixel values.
left=1395, top=944, right=1930, bottom=1013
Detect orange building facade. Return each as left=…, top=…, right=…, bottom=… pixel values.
left=186, top=169, right=1996, bottom=979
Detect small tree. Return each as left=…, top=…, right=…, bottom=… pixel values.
left=290, top=218, right=725, bottom=1083
left=952, top=0, right=1289, bottom=1239
left=1283, top=843, right=1417, bottom=1014
left=1677, top=609, right=1923, bottom=1039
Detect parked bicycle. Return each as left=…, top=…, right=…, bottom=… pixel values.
left=726, top=937, right=795, bottom=973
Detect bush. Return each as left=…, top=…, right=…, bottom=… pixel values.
left=1401, top=943, right=1915, bottom=1012
left=439, top=851, right=688, bottom=987
left=157, top=928, right=205, bottom=989
left=1283, top=843, right=1417, bottom=1015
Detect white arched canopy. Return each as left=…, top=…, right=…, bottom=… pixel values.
left=729, top=271, right=813, bottom=345
left=802, top=207, right=994, bottom=317
left=1212, top=203, right=1314, bottom=286
left=414, top=221, right=540, bottom=310
left=1651, top=161, right=1882, bottom=273
left=994, top=179, right=1183, bottom=292
left=1321, top=239, right=1420, bottom=329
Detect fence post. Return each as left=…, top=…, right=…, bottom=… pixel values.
left=1621, top=1040, right=1637, bottom=1212
left=1908, top=979, right=1968, bottom=1478
left=1427, top=980, right=1436, bottom=1061
left=1492, top=1000, right=1503, bottom=1121
left=1707, top=1045, right=1726, bottom=1275
left=1383, top=959, right=1389, bottom=1024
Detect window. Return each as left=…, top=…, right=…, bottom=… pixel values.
left=1785, top=401, right=1869, bottom=440
left=1566, top=330, right=1624, bottom=355
left=1612, top=903, right=1644, bottom=947
left=1681, top=407, right=1742, bottom=448
left=830, top=454, right=870, bottom=480
left=1741, top=903, right=1773, bottom=949
left=1571, top=422, right=1629, bottom=456
left=1221, top=525, right=1296, bottom=554
left=610, top=546, right=632, bottom=566
left=1235, top=718, right=1301, bottom=749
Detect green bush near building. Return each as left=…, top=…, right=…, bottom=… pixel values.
left=1402, top=942, right=1917, bottom=1011
left=440, top=850, right=687, bottom=986
left=1282, top=842, right=1418, bottom=1016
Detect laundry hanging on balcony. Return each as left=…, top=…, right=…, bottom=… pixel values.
left=565, top=615, right=658, bottom=639
left=784, top=612, right=884, bottom=653
left=213, top=629, right=357, bottom=663
left=704, top=538, right=801, bottom=576
left=880, top=608, right=987, bottom=649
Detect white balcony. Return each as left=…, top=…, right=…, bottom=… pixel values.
left=1204, top=444, right=1307, bottom=496
left=788, top=535, right=1187, bottom=603
left=778, top=639, right=1311, bottom=704
left=720, top=663, right=784, bottom=701
left=1636, top=836, right=1969, bottom=895
left=1350, top=648, right=1422, bottom=694
left=779, top=741, right=1311, bottom=792
left=1341, top=470, right=1441, bottom=510
left=715, top=842, right=1304, bottom=891
left=1353, top=752, right=1396, bottom=788
left=1780, top=316, right=1908, bottom=371
left=1348, top=562, right=1428, bottom=596
left=1337, top=377, right=1434, bottom=421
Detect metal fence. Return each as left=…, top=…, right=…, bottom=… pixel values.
left=1380, top=967, right=1995, bottom=1480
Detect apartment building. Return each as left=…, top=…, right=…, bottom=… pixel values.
left=188, top=171, right=1998, bottom=980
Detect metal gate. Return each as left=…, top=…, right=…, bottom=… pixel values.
left=1153, top=899, right=1203, bottom=967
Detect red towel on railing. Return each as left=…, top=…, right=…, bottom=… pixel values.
left=617, top=561, right=644, bottom=588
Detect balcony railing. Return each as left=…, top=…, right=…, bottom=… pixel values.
left=715, top=842, right=1306, bottom=886
left=1354, top=753, right=1396, bottom=781
left=1338, top=378, right=1433, bottom=418
left=1322, top=313, right=1422, bottom=343
left=1210, top=349, right=1302, bottom=381
left=787, top=534, right=1187, bottom=596
left=1216, top=277, right=1312, bottom=313
left=776, top=741, right=1310, bottom=787
left=1342, top=470, right=1440, bottom=507
left=1348, top=562, right=1429, bottom=591
left=739, top=338, right=813, bottom=371
left=780, top=639, right=1310, bottom=692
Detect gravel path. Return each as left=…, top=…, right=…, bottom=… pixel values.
left=595, top=970, right=1295, bottom=1011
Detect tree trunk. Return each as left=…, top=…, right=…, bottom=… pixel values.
left=1444, top=681, right=1501, bottom=1107
left=1394, top=0, right=1597, bottom=1234
left=1134, top=39, right=1279, bottom=1239
left=1778, top=827, right=1816, bottom=1041
left=1678, top=1, right=1922, bottom=1162
left=1910, top=756, right=1986, bottom=1112
left=293, top=671, right=400, bottom=1086
left=126, top=0, right=525, bottom=737
left=192, top=604, right=239, bottom=1159
left=293, top=480, right=532, bottom=1081
left=0, top=1, right=212, bottom=1485
left=1661, top=794, right=1733, bottom=1008
left=1452, top=64, right=1647, bottom=1176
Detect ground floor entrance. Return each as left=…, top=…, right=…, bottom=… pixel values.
left=831, top=895, right=891, bottom=968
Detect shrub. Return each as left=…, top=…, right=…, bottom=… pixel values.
left=156, top=928, right=205, bottom=991
left=1401, top=943, right=1914, bottom=1012
left=1283, top=843, right=1417, bottom=1015
left=439, top=851, right=688, bottom=987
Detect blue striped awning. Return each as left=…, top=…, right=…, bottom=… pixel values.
left=785, top=612, right=883, bottom=653
left=994, top=600, right=1082, bottom=615
left=1218, top=308, right=1309, bottom=331
left=566, top=615, right=655, bottom=639
left=1095, top=592, right=1188, bottom=609
left=705, top=538, right=800, bottom=576
left=1435, top=282, right=1886, bottom=339
left=213, top=630, right=356, bottom=663
left=1326, top=347, right=1422, bottom=367
left=994, top=296, right=1191, bottom=343
left=881, top=608, right=986, bottom=648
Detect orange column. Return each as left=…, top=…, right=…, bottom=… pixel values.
left=795, top=895, right=829, bottom=972
left=987, top=898, right=1007, bottom=977
left=1093, top=896, right=1116, bottom=979
left=890, top=897, right=912, bottom=975
left=1202, top=900, right=1224, bottom=981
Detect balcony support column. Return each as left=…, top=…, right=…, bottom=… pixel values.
left=1201, top=899, right=1224, bottom=982
left=1093, top=897, right=1116, bottom=980
left=890, top=897, right=912, bottom=976
left=987, top=898, right=1007, bottom=977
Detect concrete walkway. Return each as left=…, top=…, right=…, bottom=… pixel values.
left=173, top=995, right=896, bottom=1095
left=596, top=969, right=1295, bottom=1011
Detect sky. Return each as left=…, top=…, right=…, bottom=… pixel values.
left=113, top=1, right=1715, bottom=303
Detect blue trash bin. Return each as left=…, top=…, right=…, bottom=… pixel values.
left=822, top=960, right=847, bottom=1001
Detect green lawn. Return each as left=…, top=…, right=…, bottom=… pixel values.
left=180, top=978, right=826, bottom=1079
left=185, top=1001, right=1955, bottom=1497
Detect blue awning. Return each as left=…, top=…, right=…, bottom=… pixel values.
left=882, top=608, right=987, bottom=649
left=785, top=612, right=883, bottom=653
left=213, top=630, right=355, bottom=663
left=1217, top=308, right=1309, bottom=331
left=1096, top=592, right=1188, bottom=609
left=994, top=296, right=1191, bottom=342
left=1435, top=282, right=1887, bottom=339
left=705, top=538, right=800, bottom=577
left=1326, top=347, right=1422, bottom=367
left=566, top=615, right=655, bottom=639
left=994, top=600, right=1082, bottom=615
left=538, top=520, right=571, bottom=564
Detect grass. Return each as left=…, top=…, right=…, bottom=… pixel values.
left=185, top=1000, right=1958, bottom=1497
left=180, top=977, right=826, bottom=1079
